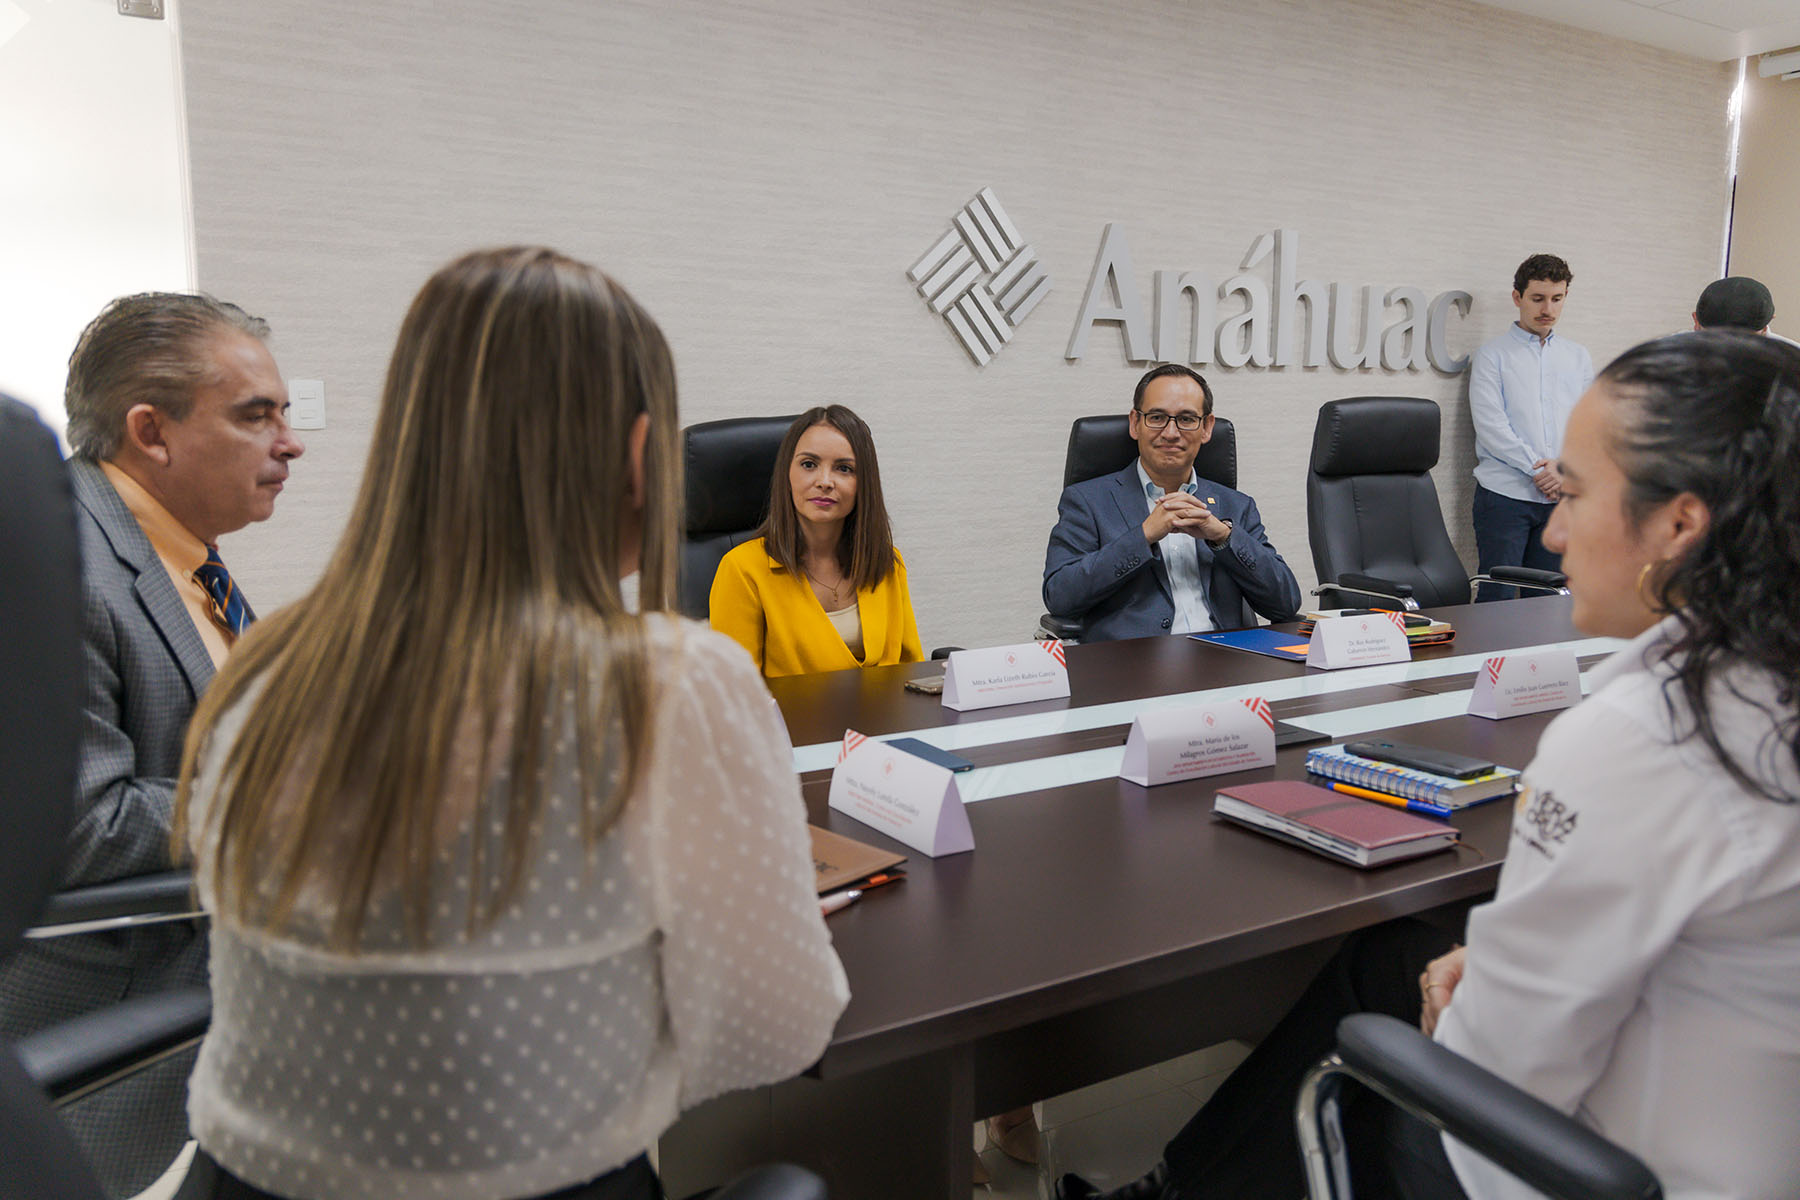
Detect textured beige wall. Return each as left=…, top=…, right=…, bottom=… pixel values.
left=180, top=0, right=1731, bottom=650
left=1730, top=66, right=1800, bottom=335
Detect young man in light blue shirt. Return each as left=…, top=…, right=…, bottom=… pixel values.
left=1468, top=254, right=1593, bottom=601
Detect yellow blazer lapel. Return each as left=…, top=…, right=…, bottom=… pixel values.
left=857, top=581, right=888, bottom=667
left=778, top=550, right=860, bottom=671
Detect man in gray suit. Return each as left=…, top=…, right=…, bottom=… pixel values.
left=1043, top=364, right=1300, bottom=641
left=0, top=293, right=303, bottom=1196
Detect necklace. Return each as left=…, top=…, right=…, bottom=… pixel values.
left=805, top=564, right=852, bottom=608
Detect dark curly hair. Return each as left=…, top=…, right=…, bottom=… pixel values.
left=1599, top=331, right=1800, bottom=804
left=1512, top=254, right=1572, bottom=295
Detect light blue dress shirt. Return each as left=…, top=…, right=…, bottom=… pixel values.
left=1136, top=461, right=1215, bottom=635
left=1468, top=323, right=1595, bottom=503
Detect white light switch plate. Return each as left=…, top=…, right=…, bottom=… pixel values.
left=290, top=379, right=326, bottom=430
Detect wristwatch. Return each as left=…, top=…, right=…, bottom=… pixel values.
left=1206, top=520, right=1233, bottom=549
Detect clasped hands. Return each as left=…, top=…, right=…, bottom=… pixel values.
left=1532, top=458, right=1562, bottom=502
left=1143, top=492, right=1231, bottom=546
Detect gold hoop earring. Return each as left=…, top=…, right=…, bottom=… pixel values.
left=1636, top=561, right=1660, bottom=611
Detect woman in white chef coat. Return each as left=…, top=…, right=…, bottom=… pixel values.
left=1058, top=330, right=1800, bottom=1200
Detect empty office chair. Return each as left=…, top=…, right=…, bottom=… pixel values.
left=679, top=414, right=800, bottom=619
left=1297, top=1014, right=1660, bottom=1200
left=1039, top=412, right=1237, bottom=641
left=1307, top=397, right=1567, bottom=610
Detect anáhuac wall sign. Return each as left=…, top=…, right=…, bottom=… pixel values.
left=1066, top=225, right=1472, bottom=373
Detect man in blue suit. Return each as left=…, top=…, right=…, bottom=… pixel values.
left=1043, top=364, right=1301, bottom=641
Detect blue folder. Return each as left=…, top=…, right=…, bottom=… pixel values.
left=1190, top=627, right=1312, bottom=662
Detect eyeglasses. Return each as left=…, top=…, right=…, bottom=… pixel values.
left=1134, top=408, right=1206, bottom=432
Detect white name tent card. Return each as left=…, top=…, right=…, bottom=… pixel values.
left=828, top=729, right=974, bottom=858
left=1306, top=612, right=1412, bottom=670
left=942, top=641, right=1070, bottom=712
left=1467, top=648, right=1581, bottom=720
left=1119, top=697, right=1277, bottom=786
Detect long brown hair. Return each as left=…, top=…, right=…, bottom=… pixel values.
left=175, top=247, right=683, bottom=948
left=758, top=405, right=895, bottom=591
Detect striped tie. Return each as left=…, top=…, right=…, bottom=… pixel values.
left=193, top=547, right=251, bottom=636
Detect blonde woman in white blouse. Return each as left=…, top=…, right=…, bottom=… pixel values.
left=171, top=248, right=848, bottom=1200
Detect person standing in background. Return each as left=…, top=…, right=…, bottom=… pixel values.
left=1468, top=254, right=1592, bottom=601
left=1692, top=275, right=1792, bottom=342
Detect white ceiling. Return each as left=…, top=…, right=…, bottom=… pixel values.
left=1466, top=0, right=1800, bottom=59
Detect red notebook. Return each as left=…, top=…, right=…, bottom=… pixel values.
left=1213, top=781, right=1458, bottom=868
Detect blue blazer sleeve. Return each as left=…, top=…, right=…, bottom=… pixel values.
left=1205, top=491, right=1302, bottom=623
left=1042, top=477, right=1158, bottom=618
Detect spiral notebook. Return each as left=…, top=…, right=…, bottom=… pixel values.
left=1305, top=745, right=1519, bottom=809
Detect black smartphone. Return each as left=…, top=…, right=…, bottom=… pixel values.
left=1345, top=739, right=1494, bottom=779
left=886, top=737, right=974, bottom=772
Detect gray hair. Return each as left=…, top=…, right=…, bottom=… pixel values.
left=64, top=292, right=270, bottom=461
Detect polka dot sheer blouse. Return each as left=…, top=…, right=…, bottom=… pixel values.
left=183, top=618, right=849, bottom=1200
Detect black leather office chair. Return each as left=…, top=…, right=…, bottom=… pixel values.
left=19, top=867, right=210, bottom=1116
left=1306, top=398, right=1567, bottom=611
left=679, top=414, right=800, bottom=619
left=1059, top=412, right=1237, bottom=492
left=1039, top=413, right=1237, bottom=641
left=1297, top=1014, right=1661, bottom=1200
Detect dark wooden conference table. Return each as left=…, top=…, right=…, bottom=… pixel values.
left=661, top=596, right=1600, bottom=1199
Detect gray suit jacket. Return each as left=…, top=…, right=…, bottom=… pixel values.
left=0, top=458, right=228, bottom=1196
left=1043, top=464, right=1302, bottom=643
left=60, top=457, right=238, bottom=884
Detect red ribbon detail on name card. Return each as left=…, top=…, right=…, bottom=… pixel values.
left=1241, top=697, right=1274, bottom=729
left=1041, top=640, right=1067, bottom=668
left=1485, top=657, right=1504, bottom=685
left=838, top=729, right=867, bottom=764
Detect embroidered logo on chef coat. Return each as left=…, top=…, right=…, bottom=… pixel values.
left=1517, top=786, right=1578, bottom=858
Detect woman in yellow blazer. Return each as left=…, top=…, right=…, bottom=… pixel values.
left=710, top=406, right=923, bottom=677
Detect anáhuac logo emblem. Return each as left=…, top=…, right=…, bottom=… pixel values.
left=907, top=188, right=1051, bottom=366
